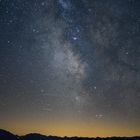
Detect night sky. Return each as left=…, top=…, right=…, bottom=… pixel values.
left=0, top=0, right=140, bottom=137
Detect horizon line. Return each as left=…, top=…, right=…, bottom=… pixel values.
left=1, top=129, right=140, bottom=138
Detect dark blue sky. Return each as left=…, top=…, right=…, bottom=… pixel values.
left=0, top=0, right=140, bottom=137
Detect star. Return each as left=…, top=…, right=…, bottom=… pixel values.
left=72, top=37, right=78, bottom=41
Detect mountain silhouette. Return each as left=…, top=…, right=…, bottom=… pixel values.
left=21, top=133, right=48, bottom=140
left=0, top=129, right=139, bottom=140
left=0, top=129, right=18, bottom=140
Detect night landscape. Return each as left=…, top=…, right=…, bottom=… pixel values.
left=0, top=0, right=140, bottom=139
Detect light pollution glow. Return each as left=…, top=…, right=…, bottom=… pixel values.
left=1, top=119, right=140, bottom=137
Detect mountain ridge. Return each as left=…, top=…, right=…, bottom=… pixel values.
left=0, top=129, right=140, bottom=140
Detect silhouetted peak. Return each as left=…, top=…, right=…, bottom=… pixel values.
left=0, top=129, right=18, bottom=140
left=21, top=133, right=47, bottom=140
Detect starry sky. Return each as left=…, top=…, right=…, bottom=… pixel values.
left=0, top=0, right=140, bottom=137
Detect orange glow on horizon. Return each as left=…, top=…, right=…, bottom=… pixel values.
left=2, top=119, right=140, bottom=137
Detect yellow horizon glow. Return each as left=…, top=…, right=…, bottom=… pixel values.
left=1, top=119, right=140, bottom=137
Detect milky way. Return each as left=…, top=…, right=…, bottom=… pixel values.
left=0, top=0, right=140, bottom=137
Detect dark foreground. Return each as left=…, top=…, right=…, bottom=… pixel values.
left=0, top=129, right=140, bottom=140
